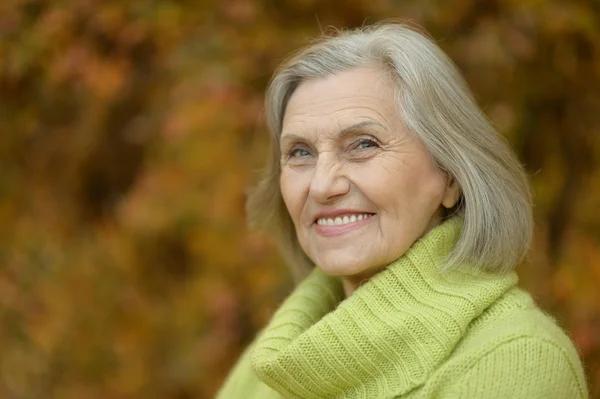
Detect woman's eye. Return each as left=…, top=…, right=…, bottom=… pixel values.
left=290, top=148, right=310, bottom=157
left=355, top=139, right=378, bottom=150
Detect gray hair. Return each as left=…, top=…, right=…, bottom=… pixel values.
left=247, top=23, right=533, bottom=282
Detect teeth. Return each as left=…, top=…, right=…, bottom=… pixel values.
left=316, top=214, right=372, bottom=227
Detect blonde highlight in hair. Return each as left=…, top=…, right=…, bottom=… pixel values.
left=247, top=23, right=533, bottom=282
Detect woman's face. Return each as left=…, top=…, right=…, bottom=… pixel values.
left=279, top=66, right=459, bottom=294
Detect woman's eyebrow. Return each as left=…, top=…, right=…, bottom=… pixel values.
left=279, top=133, right=304, bottom=144
left=338, top=120, right=386, bottom=138
left=281, top=120, right=386, bottom=143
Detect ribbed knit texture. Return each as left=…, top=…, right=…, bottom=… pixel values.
left=216, top=218, right=588, bottom=398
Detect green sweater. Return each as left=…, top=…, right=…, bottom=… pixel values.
left=216, top=219, right=588, bottom=398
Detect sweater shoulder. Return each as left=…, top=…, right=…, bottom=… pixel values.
left=455, top=286, right=584, bottom=368
left=420, top=286, right=588, bottom=398
left=464, top=286, right=579, bottom=350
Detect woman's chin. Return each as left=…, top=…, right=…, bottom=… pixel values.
left=314, top=258, right=378, bottom=279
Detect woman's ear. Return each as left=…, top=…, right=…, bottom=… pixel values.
left=441, top=176, right=460, bottom=209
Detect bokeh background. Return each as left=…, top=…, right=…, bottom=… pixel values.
left=1, top=0, right=599, bottom=398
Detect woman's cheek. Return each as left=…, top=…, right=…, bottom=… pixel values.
left=281, top=169, right=307, bottom=224
left=280, top=170, right=295, bottom=216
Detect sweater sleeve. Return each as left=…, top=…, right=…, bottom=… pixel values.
left=436, top=337, right=588, bottom=399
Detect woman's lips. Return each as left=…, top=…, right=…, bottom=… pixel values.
left=314, top=214, right=375, bottom=237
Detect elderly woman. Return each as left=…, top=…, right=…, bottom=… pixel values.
left=216, top=24, right=587, bottom=398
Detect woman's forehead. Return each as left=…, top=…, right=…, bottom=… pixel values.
left=282, top=68, right=398, bottom=134
left=288, top=67, right=393, bottom=107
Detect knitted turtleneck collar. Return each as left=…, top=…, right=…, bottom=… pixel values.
left=250, top=218, right=518, bottom=399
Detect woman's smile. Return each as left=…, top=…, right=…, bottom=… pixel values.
left=313, top=211, right=376, bottom=237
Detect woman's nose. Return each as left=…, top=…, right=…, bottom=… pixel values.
left=309, top=156, right=350, bottom=203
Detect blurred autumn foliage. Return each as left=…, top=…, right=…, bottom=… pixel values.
left=0, top=0, right=599, bottom=398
